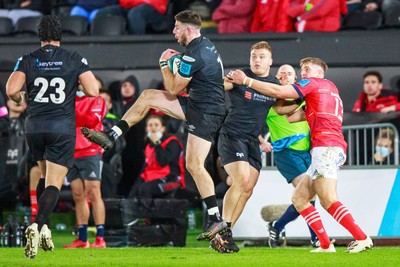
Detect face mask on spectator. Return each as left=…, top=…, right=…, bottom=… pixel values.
left=375, top=146, right=390, bottom=157
left=76, top=91, right=85, bottom=97
left=147, top=131, right=163, bottom=140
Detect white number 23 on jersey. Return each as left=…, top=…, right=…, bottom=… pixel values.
left=34, top=77, right=66, bottom=104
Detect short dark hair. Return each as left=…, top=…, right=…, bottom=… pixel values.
left=38, top=15, right=62, bottom=42
left=174, top=10, right=202, bottom=28
left=363, top=71, right=382, bottom=83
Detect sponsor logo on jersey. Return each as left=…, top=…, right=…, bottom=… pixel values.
left=182, top=55, right=195, bottom=62
left=13, top=59, right=21, bottom=71
left=36, top=59, right=63, bottom=68
left=180, top=62, right=192, bottom=76
left=81, top=58, right=88, bottom=65
left=244, top=91, right=275, bottom=102
left=205, top=46, right=216, bottom=52
left=297, top=79, right=310, bottom=87
left=245, top=91, right=252, bottom=99
left=253, top=92, right=275, bottom=102
left=236, top=152, right=244, bottom=158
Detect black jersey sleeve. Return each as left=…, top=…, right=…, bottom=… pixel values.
left=72, top=51, right=91, bottom=76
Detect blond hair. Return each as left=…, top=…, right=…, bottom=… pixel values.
left=376, top=128, right=395, bottom=148
left=251, top=41, right=272, bottom=54
left=300, top=57, right=328, bottom=74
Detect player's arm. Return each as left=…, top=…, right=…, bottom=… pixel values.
left=272, top=99, right=300, bottom=115
left=259, top=134, right=273, bottom=153
left=224, top=77, right=234, bottom=91
left=6, top=71, right=26, bottom=105
left=228, top=69, right=299, bottom=99
left=159, top=48, right=188, bottom=96
left=160, top=67, right=190, bottom=95
left=286, top=108, right=306, bottom=122
left=79, top=71, right=99, bottom=97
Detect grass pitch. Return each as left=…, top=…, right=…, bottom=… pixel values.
left=1, top=230, right=400, bottom=267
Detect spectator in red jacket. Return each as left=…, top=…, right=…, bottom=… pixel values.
left=64, top=91, right=108, bottom=249
left=129, top=115, right=185, bottom=198
left=287, top=0, right=348, bottom=32
left=96, top=0, right=168, bottom=34
left=250, top=0, right=294, bottom=33
left=352, top=70, right=399, bottom=113
left=211, top=0, right=256, bottom=33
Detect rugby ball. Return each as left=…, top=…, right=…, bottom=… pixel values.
left=168, top=55, right=181, bottom=75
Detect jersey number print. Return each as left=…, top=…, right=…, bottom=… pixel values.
left=34, top=77, right=66, bottom=104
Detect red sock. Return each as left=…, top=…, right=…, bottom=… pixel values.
left=299, top=205, right=331, bottom=249
left=30, top=190, right=38, bottom=222
left=327, top=201, right=367, bottom=240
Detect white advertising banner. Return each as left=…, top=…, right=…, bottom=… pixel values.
left=233, top=168, right=400, bottom=239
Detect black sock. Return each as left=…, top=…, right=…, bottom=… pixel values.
left=36, top=178, right=46, bottom=201
left=107, top=120, right=129, bottom=141
left=203, top=196, right=221, bottom=222
left=203, top=196, right=218, bottom=210
left=36, top=185, right=59, bottom=231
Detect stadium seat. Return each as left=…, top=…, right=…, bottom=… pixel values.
left=384, top=6, right=400, bottom=28
left=342, top=10, right=382, bottom=30
left=0, top=17, right=13, bottom=36
left=90, top=16, right=126, bottom=36
left=61, top=15, right=88, bottom=36
left=12, top=16, right=41, bottom=36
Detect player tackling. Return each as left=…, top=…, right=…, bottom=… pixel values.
left=227, top=57, right=373, bottom=253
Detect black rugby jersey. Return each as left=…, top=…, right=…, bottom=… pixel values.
left=13, top=45, right=90, bottom=135
left=221, top=68, right=279, bottom=139
left=178, top=36, right=225, bottom=116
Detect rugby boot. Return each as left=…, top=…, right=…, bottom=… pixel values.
left=197, top=220, right=228, bottom=241
left=81, top=127, right=114, bottom=150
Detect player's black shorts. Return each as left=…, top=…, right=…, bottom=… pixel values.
left=178, top=96, right=225, bottom=142
left=218, top=132, right=262, bottom=172
left=66, top=153, right=102, bottom=182
left=25, top=133, right=75, bottom=168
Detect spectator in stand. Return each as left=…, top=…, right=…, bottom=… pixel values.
left=95, top=0, right=168, bottom=34
left=68, top=0, right=118, bottom=24
left=352, top=70, right=399, bottom=113
left=63, top=89, right=107, bottom=249
left=129, top=115, right=185, bottom=198
left=0, top=0, right=43, bottom=26
left=211, top=0, right=256, bottom=33
left=250, top=0, right=294, bottom=33
left=112, top=75, right=140, bottom=118
left=373, top=128, right=395, bottom=165
left=111, top=75, right=146, bottom=197
left=287, top=0, right=348, bottom=32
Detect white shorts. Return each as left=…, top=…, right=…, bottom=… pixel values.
left=306, top=147, right=346, bottom=180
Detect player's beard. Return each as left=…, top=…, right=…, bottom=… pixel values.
left=179, top=35, right=188, bottom=47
